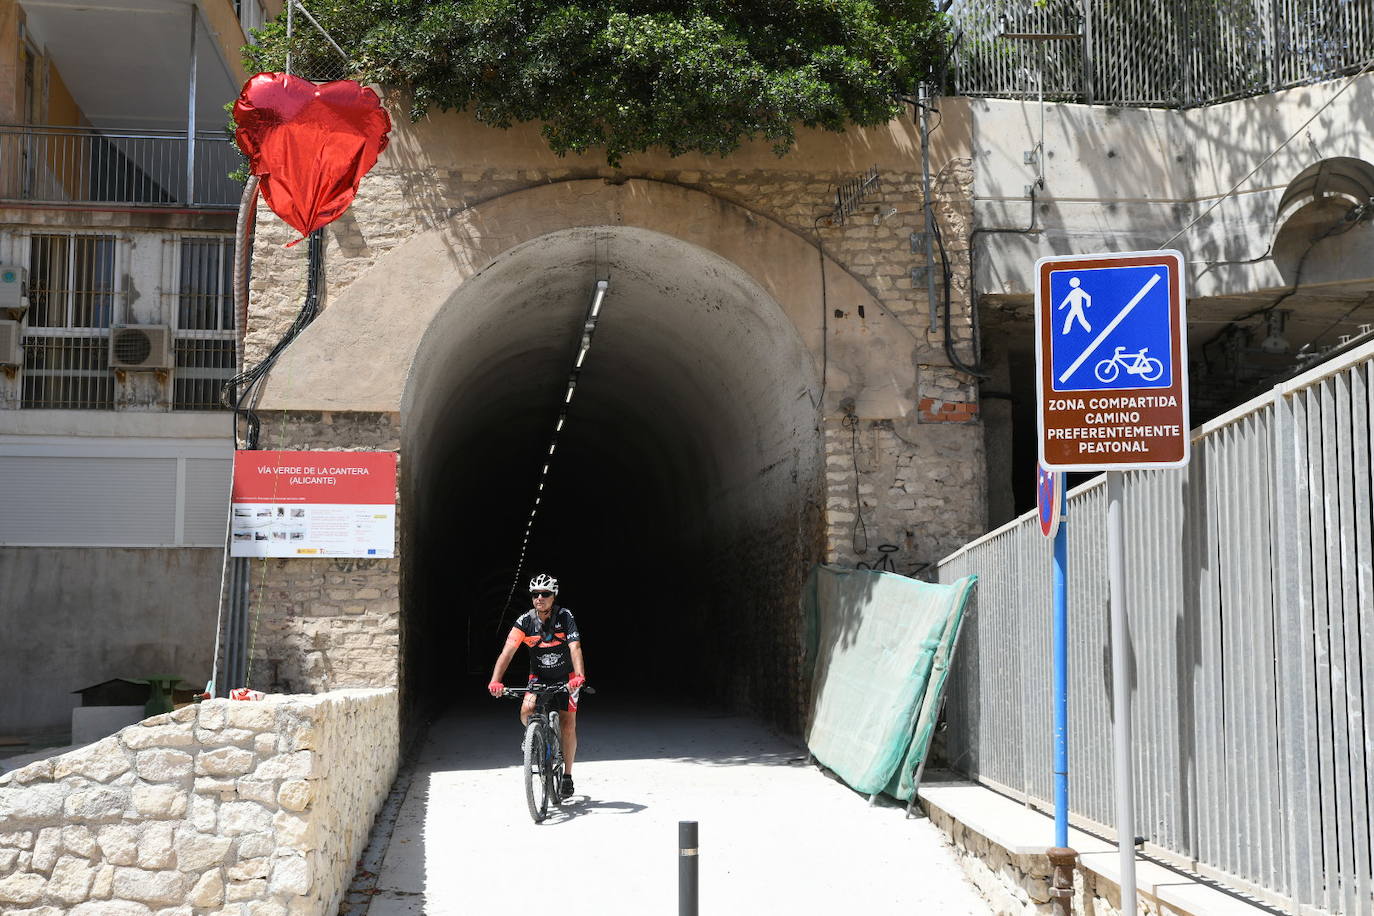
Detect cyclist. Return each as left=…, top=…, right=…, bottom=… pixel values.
left=487, top=573, right=586, bottom=799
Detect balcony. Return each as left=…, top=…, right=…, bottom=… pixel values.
left=0, top=125, right=245, bottom=210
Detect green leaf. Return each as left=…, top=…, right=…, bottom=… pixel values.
left=245, top=0, right=947, bottom=164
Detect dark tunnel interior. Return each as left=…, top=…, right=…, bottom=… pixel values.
left=400, top=228, right=825, bottom=729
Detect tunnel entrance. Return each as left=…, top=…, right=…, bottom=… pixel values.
left=402, top=227, right=825, bottom=731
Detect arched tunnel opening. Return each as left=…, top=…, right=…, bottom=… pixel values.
left=401, top=227, right=826, bottom=732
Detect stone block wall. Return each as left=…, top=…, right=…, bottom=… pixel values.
left=245, top=145, right=987, bottom=578
left=694, top=494, right=827, bottom=734
left=824, top=412, right=985, bottom=573
left=241, top=122, right=989, bottom=727
left=0, top=689, right=398, bottom=916
left=924, top=798, right=1195, bottom=916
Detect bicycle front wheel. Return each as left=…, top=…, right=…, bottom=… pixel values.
left=523, top=721, right=550, bottom=823
left=548, top=730, right=565, bottom=806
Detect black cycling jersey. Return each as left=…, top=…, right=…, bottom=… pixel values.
left=514, top=606, right=580, bottom=681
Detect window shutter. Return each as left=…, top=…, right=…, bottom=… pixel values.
left=0, top=456, right=177, bottom=546
left=183, top=457, right=232, bottom=546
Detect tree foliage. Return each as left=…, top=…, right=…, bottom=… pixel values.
left=246, top=1, right=947, bottom=164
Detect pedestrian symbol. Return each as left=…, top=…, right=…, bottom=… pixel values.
left=1058, top=277, right=1092, bottom=334
left=1048, top=265, right=1172, bottom=392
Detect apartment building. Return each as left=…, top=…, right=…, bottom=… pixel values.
left=0, top=0, right=279, bottom=735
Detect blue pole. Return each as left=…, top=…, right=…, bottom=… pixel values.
left=1052, top=483, right=1069, bottom=848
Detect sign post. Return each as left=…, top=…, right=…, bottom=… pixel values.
left=1038, top=464, right=1069, bottom=849
left=1035, top=250, right=1189, bottom=914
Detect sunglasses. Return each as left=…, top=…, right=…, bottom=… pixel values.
left=530, top=591, right=554, bottom=599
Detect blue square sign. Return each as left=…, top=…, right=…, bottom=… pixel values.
left=1048, top=264, right=1172, bottom=392
left=1035, top=250, right=1189, bottom=472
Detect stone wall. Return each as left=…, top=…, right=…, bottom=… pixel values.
left=823, top=411, right=985, bottom=574
left=244, top=122, right=986, bottom=578
left=925, top=805, right=1061, bottom=916
left=923, top=795, right=1196, bottom=916
left=0, top=689, right=398, bottom=916
left=240, top=116, right=989, bottom=729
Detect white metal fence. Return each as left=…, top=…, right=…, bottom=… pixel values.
left=948, top=0, right=1374, bottom=107
left=938, top=340, right=1374, bottom=915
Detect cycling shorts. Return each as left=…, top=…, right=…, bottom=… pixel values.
left=528, top=675, right=578, bottom=712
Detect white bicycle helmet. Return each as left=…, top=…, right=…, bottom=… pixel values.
left=529, top=573, right=559, bottom=595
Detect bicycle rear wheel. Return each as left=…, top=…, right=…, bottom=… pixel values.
left=523, top=721, right=550, bottom=823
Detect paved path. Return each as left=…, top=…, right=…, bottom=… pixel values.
left=364, top=697, right=990, bottom=915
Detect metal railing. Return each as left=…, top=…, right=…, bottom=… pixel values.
left=937, top=340, right=1374, bottom=915
left=947, top=0, right=1374, bottom=108
left=21, top=332, right=115, bottom=410
left=173, top=334, right=236, bottom=410
left=0, top=126, right=244, bottom=208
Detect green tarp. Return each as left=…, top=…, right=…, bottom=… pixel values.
left=803, top=566, right=976, bottom=801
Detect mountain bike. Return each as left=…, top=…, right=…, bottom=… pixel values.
left=501, top=682, right=591, bottom=823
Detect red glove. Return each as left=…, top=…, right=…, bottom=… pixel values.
left=567, top=674, right=586, bottom=691
left=487, top=681, right=504, bottom=697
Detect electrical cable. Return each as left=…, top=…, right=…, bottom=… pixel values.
left=812, top=212, right=831, bottom=413
left=947, top=190, right=1042, bottom=381
left=210, top=175, right=263, bottom=698
left=842, top=409, right=869, bottom=556
left=220, top=230, right=324, bottom=449
left=1158, top=55, right=1374, bottom=249
left=1198, top=202, right=1370, bottom=359
left=212, top=190, right=323, bottom=694
left=1302, top=291, right=1374, bottom=356
left=932, top=206, right=986, bottom=380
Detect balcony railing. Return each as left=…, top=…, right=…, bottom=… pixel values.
left=0, top=125, right=244, bottom=209
left=949, top=0, right=1374, bottom=108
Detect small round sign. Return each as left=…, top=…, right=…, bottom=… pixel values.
left=1037, top=464, right=1064, bottom=538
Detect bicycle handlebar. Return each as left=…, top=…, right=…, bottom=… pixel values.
left=500, top=683, right=596, bottom=698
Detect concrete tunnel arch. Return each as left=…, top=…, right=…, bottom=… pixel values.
left=258, top=179, right=896, bottom=730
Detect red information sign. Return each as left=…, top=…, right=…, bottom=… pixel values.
left=1035, top=250, right=1190, bottom=472
left=230, top=451, right=396, bottom=558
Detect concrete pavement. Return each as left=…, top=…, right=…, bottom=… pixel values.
left=360, top=696, right=991, bottom=915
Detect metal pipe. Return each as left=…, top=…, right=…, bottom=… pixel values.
left=917, top=82, right=940, bottom=333
left=678, top=820, right=698, bottom=916
left=186, top=5, right=198, bottom=206
left=1052, top=483, right=1069, bottom=847
left=1106, top=470, right=1137, bottom=913
left=285, top=0, right=294, bottom=76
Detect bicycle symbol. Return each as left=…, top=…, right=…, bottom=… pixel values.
left=1094, top=346, right=1164, bottom=384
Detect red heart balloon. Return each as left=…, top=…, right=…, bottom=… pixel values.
left=234, top=73, right=392, bottom=247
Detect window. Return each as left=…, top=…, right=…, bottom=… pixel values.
left=238, top=0, right=266, bottom=35
left=172, top=237, right=237, bottom=410
left=23, top=233, right=118, bottom=409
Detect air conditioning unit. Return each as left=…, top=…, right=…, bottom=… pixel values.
left=110, top=324, right=173, bottom=370
left=0, top=320, right=22, bottom=366
left=0, top=266, right=28, bottom=320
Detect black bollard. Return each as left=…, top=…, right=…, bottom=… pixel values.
left=679, top=820, right=698, bottom=916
